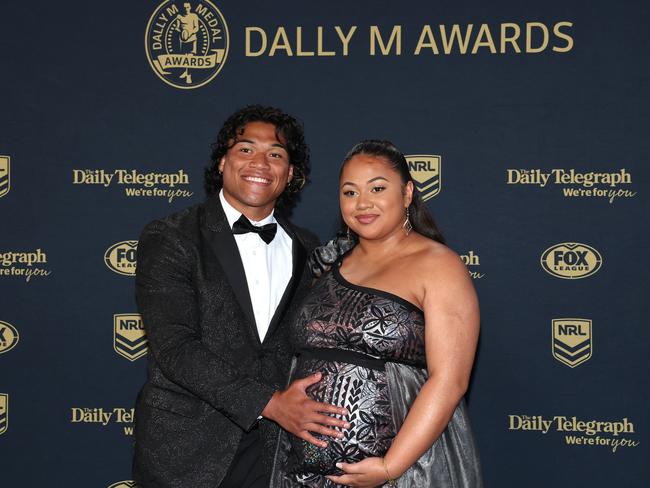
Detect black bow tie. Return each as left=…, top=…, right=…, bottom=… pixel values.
left=232, top=215, right=277, bottom=244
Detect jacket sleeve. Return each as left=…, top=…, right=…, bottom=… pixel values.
left=135, top=220, right=276, bottom=431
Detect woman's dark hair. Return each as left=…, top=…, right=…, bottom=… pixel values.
left=204, top=105, right=310, bottom=211
left=340, top=139, right=445, bottom=243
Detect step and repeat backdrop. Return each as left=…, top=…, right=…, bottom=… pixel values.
left=1, top=0, right=648, bottom=486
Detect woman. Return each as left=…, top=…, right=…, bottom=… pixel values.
left=272, top=140, right=482, bottom=487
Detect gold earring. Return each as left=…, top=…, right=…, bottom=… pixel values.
left=403, top=208, right=412, bottom=235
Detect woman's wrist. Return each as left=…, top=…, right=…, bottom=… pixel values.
left=384, top=451, right=409, bottom=479
left=382, top=457, right=398, bottom=486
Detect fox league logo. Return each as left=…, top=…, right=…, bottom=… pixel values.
left=406, top=155, right=441, bottom=201
left=145, top=0, right=229, bottom=89
left=105, top=241, right=138, bottom=276
left=0, top=155, right=10, bottom=198
left=0, top=321, right=19, bottom=354
left=114, top=314, right=148, bottom=361
left=552, top=318, right=592, bottom=368
left=0, top=393, right=8, bottom=435
left=541, top=242, right=602, bottom=279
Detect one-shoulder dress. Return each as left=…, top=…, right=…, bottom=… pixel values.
left=271, top=261, right=483, bottom=487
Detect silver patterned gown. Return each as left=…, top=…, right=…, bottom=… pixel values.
left=271, top=261, right=483, bottom=487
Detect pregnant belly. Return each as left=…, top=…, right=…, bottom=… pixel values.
left=289, top=357, right=395, bottom=476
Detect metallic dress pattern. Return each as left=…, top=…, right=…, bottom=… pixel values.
left=277, top=262, right=426, bottom=486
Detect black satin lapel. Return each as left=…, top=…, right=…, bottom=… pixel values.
left=201, top=199, right=256, bottom=331
left=264, top=227, right=307, bottom=342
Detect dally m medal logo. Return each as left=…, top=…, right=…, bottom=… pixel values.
left=0, top=320, right=19, bottom=354
left=105, top=241, right=138, bottom=276
left=540, top=242, right=602, bottom=279
left=145, top=0, right=229, bottom=89
left=114, top=314, right=148, bottom=361
left=552, top=318, right=592, bottom=368
left=0, top=155, right=10, bottom=198
left=108, top=482, right=138, bottom=488
left=406, top=155, right=441, bottom=201
left=0, top=393, right=8, bottom=435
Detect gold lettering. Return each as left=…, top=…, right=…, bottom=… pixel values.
left=500, top=23, right=521, bottom=53
left=370, top=25, right=402, bottom=55
left=553, top=21, right=574, bottom=52
left=526, top=22, right=549, bottom=53
left=335, top=26, right=357, bottom=56
left=471, top=24, right=497, bottom=54
left=317, top=26, right=336, bottom=56
left=296, top=27, right=315, bottom=56
left=439, top=24, right=473, bottom=54
left=245, top=27, right=267, bottom=56
left=414, top=25, right=440, bottom=55
left=269, top=27, right=293, bottom=56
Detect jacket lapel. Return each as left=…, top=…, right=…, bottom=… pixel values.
left=201, top=196, right=257, bottom=334
left=264, top=212, right=307, bottom=343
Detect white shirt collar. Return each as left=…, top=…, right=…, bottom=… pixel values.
left=219, top=189, right=276, bottom=228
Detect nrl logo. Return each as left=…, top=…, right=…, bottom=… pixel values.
left=552, top=318, right=592, bottom=368
left=107, top=482, right=138, bottom=488
left=114, top=314, right=148, bottom=361
left=0, top=393, right=8, bottom=435
left=0, top=155, right=10, bottom=198
left=406, top=155, right=441, bottom=201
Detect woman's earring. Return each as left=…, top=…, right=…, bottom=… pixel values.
left=403, top=207, right=412, bottom=235
left=346, top=226, right=352, bottom=242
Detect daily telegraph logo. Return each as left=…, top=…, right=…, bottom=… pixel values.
left=108, top=481, right=138, bottom=488
left=0, top=394, right=8, bottom=435
left=0, top=321, right=19, bottom=354
left=0, top=155, right=10, bottom=198
left=552, top=318, right=592, bottom=368
left=0, top=249, right=52, bottom=282
left=105, top=241, right=138, bottom=276
left=146, top=0, right=229, bottom=89
left=72, top=169, right=193, bottom=203
left=114, top=314, right=148, bottom=361
left=460, top=250, right=484, bottom=279
left=406, top=155, right=441, bottom=201
left=541, top=242, right=602, bottom=279
left=507, top=168, right=636, bottom=203
left=70, top=407, right=135, bottom=436
left=508, top=414, right=639, bottom=453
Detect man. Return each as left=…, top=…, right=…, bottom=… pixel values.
left=133, top=106, right=348, bottom=488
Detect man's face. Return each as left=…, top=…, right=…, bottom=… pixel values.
left=219, top=121, right=293, bottom=220
left=184, top=3, right=191, bottom=14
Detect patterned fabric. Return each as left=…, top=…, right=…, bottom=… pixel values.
left=277, top=263, right=426, bottom=486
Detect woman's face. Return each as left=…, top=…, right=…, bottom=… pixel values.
left=339, top=154, right=413, bottom=241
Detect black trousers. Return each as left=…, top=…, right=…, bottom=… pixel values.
left=219, top=426, right=268, bottom=488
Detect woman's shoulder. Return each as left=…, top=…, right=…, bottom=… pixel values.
left=406, top=236, right=468, bottom=281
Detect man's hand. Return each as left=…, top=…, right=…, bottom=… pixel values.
left=262, top=372, right=350, bottom=448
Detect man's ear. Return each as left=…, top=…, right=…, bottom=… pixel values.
left=218, top=156, right=225, bottom=174
left=287, top=164, right=294, bottom=183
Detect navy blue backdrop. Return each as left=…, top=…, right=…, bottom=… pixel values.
left=1, top=0, right=648, bottom=486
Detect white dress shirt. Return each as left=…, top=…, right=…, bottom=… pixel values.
left=219, top=190, right=293, bottom=341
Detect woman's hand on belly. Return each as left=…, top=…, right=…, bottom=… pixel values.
left=326, top=457, right=390, bottom=487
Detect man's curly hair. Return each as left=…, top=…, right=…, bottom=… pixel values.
left=204, top=105, right=310, bottom=211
